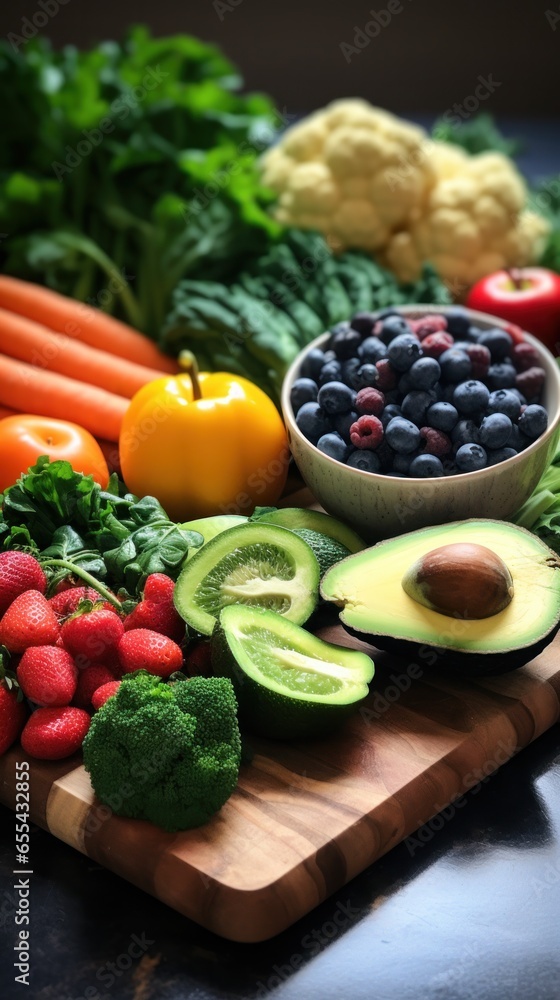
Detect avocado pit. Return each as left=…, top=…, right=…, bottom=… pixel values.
left=401, top=542, right=514, bottom=620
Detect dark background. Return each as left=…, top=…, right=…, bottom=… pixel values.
left=1, top=0, right=559, bottom=116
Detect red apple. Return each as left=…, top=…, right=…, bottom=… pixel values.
left=466, top=268, right=560, bottom=353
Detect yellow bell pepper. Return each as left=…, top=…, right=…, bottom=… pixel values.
left=119, top=353, right=289, bottom=521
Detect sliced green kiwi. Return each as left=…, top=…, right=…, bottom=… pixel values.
left=173, top=523, right=319, bottom=636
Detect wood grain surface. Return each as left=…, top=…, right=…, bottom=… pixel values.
left=1, top=490, right=560, bottom=941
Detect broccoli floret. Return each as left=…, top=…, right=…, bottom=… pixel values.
left=82, top=671, right=241, bottom=831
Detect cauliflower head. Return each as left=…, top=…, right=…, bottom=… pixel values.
left=384, top=146, right=550, bottom=290
left=261, top=99, right=435, bottom=252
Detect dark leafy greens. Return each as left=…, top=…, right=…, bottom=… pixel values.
left=0, top=457, right=203, bottom=595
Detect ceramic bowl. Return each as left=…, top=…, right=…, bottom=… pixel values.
left=281, top=305, right=560, bottom=542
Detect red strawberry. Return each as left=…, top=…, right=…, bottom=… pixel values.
left=118, top=628, right=183, bottom=678
left=73, top=664, right=117, bottom=708
left=0, top=552, right=47, bottom=615
left=124, top=573, right=184, bottom=642
left=49, top=587, right=118, bottom=618
left=0, top=590, right=60, bottom=654
left=60, top=608, right=124, bottom=669
left=0, top=681, right=28, bottom=755
left=91, top=681, right=121, bottom=711
left=21, top=706, right=90, bottom=760
left=17, top=646, right=77, bottom=707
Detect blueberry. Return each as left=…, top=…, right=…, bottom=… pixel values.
left=378, top=315, right=412, bottom=345
left=506, top=423, right=523, bottom=451
left=317, top=432, right=349, bottom=463
left=402, top=390, right=433, bottom=426
left=426, top=401, right=459, bottom=433
left=347, top=449, right=381, bottom=473
left=478, top=328, right=513, bottom=361
left=441, top=383, right=457, bottom=403
left=385, top=416, right=421, bottom=454
left=487, top=389, right=521, bottom=421
left=518, top=404, right=548, bottom=439
left=391, top=450, right=418, bottom=474
left=350, top=312, right=377, bottom=336
left=319, top=360, right=342, bottom=386
left=408, top=356, right=441, bottom=390
left=510, top=388, right=527, bottom=406
left=290, top=378, right=318, bottom=414
left=381, top=403, right=403, bottom=428
left=355, top=363, right=378, bottom=389
left=341, top=357, right=361, bottom=388
left=478, top=413, right=513, bottom=450
left=465, top=325, right=483, bottom=343
left=409, top=454, right=445, bottom=478
left=455, top=443, right=488, bottom=472
left=295, top=402, right=330, bottom=444
left=487, top=363, right=517, bottom=390
left=388, top=334, right=422, bottom=372
left=300, top=348, right=326, bottom=381
left=445, top=307, right=470, bottom=337
left=397, top=371, right=415, bottom=396
left=453, top=380, right=490, bottom=415
left=332, top=410, right=358, bottom=443
left=317, top=380, right=354, bottom=415
left=323, top=350, right=337, bottom=363
left=451, top=419, right=480, bottom=446
left=358, top=336, right=387, bottom=364
left=331, top=326, right=362, bottom=359
left=439, top=348, right=472, bottom=383
left=486, top=447, right=518, bottom=466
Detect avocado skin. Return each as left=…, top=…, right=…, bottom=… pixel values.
left=340, top=622, right=560, bottom=678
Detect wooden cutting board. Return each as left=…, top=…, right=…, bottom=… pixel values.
left=1, top=487, right=560, bottom=942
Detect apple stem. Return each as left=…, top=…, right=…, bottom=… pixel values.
left=507, top=267, right=523, bottom=290
left=178, top=350, right=202, bottom=400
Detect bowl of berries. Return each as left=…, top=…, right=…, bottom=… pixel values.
left=281, top=305, right=560, bottom=541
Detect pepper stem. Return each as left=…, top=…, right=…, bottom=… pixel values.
left=179, top=350, right=202, bottom=400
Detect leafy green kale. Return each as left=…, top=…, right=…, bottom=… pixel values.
left=82, top=671, right=241, bottom=831
left=0, top=457, right=202, bottom=594
left=0, top=27, right=281, bottom=336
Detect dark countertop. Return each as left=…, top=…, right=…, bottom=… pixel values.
left=2, top=120, right=560, bottom=1000
left=1, top=725, right=560, bottom=1000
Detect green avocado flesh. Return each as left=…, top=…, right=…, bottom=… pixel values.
left=212, top=604, right=375, bottom=739
left=174, top=523, right=319, bottom=636
left=254, top=508, right=366, bottom=553
left=321, top=519, right=560, bottom=675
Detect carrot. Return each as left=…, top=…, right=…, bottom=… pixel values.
left=0, top=355, right=128, bottom=442
left=0, top=307, right=166, bottom=398
left=0, top=276, right=178, bottom=374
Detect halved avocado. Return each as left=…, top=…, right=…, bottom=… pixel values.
left=321, top=519, right=560, bottom=676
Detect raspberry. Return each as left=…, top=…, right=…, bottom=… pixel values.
left=349, top=415, right=383, bottom=450
left=374, top=359, right=398, bottom=391
left=355, top=387, right=385, bottom=416
left=512, top=342, right=542, bottom=372
left=420, top=427, right=452, bottom=457
left=421, top=332, right=454, bottom=358
left=516, top=366, right=546, bottom=400
left=410, top=315, right=448, bottom=340
left=465, top=343, right=491, bottom=380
